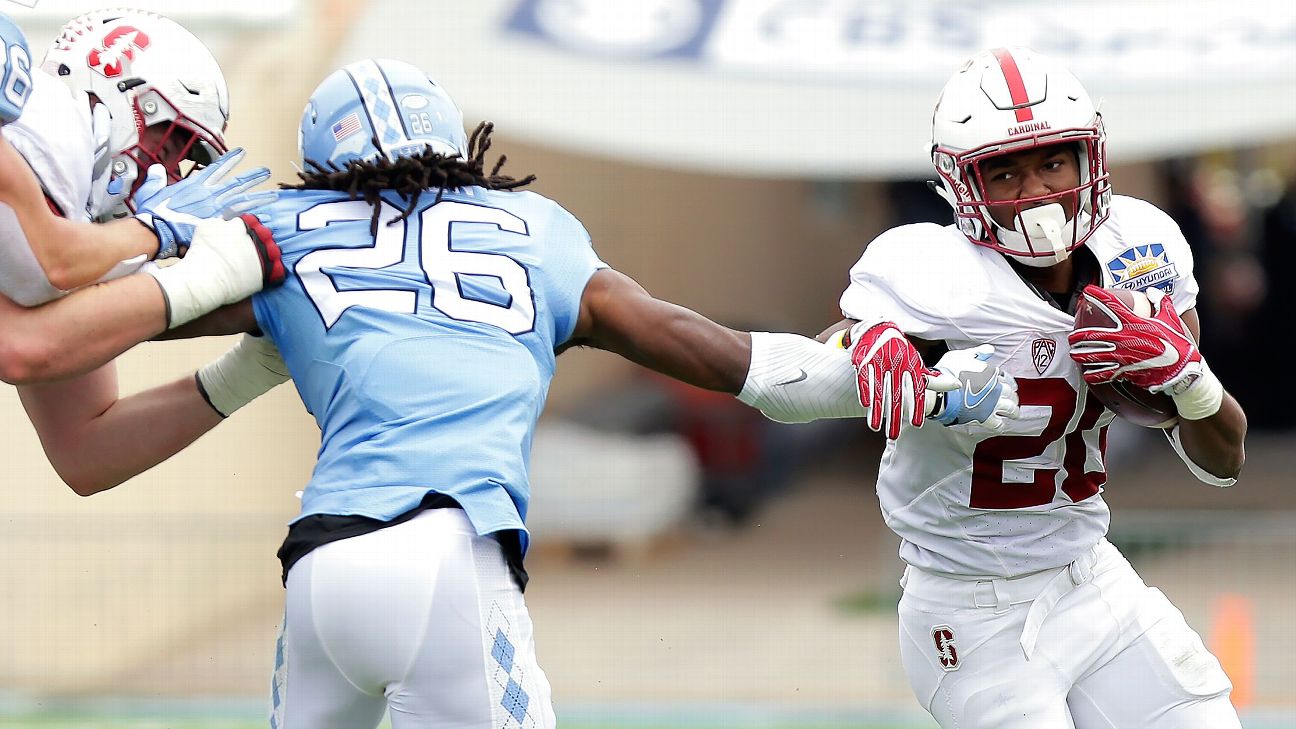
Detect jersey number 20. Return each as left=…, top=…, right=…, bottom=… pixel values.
left=295, top=199, right=536, bottom=333
left=969, top=377, right=1107, bottom=509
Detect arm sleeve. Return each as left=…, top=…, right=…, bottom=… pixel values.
left=737, top=332, right=866, bottom=423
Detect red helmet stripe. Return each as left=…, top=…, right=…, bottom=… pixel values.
left=991, top=48, right=1034, bottom=123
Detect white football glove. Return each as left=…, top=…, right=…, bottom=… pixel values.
left=145, top=215, right=285, bottom=328
left=927, top=345, right=1020, bottom=432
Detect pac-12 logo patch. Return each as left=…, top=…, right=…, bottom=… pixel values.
left=1106, top=244, right=1177, bottom=294
left=932, top=625, right=959, bottom=671
left=1032, top=337, right=1057, bottom=375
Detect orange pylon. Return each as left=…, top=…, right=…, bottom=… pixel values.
left=1210, top=594, right=1255, bottom=710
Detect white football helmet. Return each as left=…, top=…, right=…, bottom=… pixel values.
left=930, top=47, right=1112, bottom=267
left=42, top=9, right=229, bottom=220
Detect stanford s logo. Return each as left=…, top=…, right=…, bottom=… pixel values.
left=932, top=625, right=959, bottom=671
left=87, top=26, right=151, bottom=79
left=1032, top=337, right=1056, bottom=375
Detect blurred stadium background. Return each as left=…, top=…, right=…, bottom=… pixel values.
left=0, top=1, right=1293, bottom=727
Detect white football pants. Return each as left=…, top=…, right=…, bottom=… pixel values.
left=898, top=539, right=1241, bottom=729
left=270, top=508, right=555, bottom=729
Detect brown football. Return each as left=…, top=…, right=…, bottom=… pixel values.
left=1072, top=288, right=1179, bottom=429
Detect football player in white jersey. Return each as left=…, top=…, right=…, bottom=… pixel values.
left=823, top=47, right=1247, bottom=728
left=0, top=10, right=286, bottom=493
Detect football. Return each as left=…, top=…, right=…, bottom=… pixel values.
left=1072, top=288, right=1179, bottom=428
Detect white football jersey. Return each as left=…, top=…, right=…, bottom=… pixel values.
left=0, top=69, right=137, bottom=305
left=3, top=68, right=99, bottom=220
left=841, top=195, right=1198, bottom=579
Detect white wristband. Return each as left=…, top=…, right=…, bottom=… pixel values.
left=738, top=332, right=866, bottom=424
left=1168, top=360, right=1224, bottom=421
left=146, top=218, right=266, bottom=328
left=196, top=333, right=290, bottom=417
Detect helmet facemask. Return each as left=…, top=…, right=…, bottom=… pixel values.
left=935, top=133, right=1112, bottom=267
left=113, top=83, right=227, bottom=199
left=929, top=47, right=1113, bottom=266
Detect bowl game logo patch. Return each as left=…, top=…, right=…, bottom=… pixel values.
left=1106, top=244, right=1177, bottom=294
left=932, top=625, right=960, bottom=671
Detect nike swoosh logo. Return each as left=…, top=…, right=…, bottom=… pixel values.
left=964, top=378, right=997, bottom=408
left=775, top=369, right=808, bottom=387
left=1123, top=340, right=1179, bottom=372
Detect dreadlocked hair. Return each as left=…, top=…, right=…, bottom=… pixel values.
left=285, top=121, right=537, bottom=236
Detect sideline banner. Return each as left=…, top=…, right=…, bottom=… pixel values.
left=345, top=0, right=1296, bottom=178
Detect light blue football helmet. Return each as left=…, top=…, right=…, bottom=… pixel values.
left=299, top=58, right=468, bottom=169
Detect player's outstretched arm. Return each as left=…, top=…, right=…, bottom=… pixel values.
left=568, top=268, right=750, bottom=392
left=0, top=213, right=283, bottom=384
left=570, top=268, right=915, bottom=427
left=0, top=274, right=167, bottom=384
left=19, top=364, right=222, bottom=495
left=0, top=136, right=158, bottom=295
left=17, top=299, right=284, bottom=495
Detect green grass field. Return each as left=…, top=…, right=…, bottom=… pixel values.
left=0, top=716, right=912, bottom=721
left=0, top=720, right=917, bottom=729
left=0, top=697, right=940, bottom=728
left=1, top=708, right=1291, bottom=729
left=0, top=704, right=937, bottom=729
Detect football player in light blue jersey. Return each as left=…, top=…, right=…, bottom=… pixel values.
left=180, top=58, right=1009, bottom=729
left=0, top=12, right=32, bottom=124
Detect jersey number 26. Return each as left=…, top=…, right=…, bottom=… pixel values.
left=295, top=199, right=536, bottom=334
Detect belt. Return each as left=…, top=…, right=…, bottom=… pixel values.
left=901, top=543, right=1101, bottom=660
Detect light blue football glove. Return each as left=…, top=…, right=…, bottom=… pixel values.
left=930, top=345, right=1019, bottom=431
left=132, top=148, right=278, bottom=259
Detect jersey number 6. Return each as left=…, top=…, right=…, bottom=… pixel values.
left=2, top=41, right=31, bottom=113
left=295, top=199, right=536, bottom=334
left=969, top=377, right=1108, bottom=509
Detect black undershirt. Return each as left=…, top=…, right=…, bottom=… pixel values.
left=277, top=492, right=530, bottom=592
left=1006, top=245, right=1100, bottom=316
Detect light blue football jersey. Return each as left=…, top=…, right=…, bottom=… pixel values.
left=252, top=186, right=605, bottom=555
left=0, top=13, right=31, bottom=124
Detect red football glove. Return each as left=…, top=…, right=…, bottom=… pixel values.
left=1067, top=285, right=1200, bottom=393
left=847, top=321, right=954, bottom=439
left=239, top=213, right=286, bottom=287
